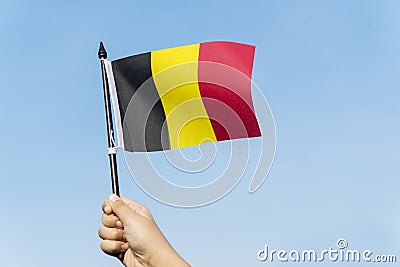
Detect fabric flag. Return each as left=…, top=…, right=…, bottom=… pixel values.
left=104, top=41, right=262, bottom=152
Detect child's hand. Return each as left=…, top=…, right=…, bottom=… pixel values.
left=98, top=194, right=190, bottom=267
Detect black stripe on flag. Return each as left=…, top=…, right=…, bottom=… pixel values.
left=111, top=53, right=170, bottom=152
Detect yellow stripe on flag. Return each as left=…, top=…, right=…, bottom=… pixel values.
left=151, top=44, right=217, bottom=149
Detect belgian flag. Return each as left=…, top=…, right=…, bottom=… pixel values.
left=104, top=41, right=261, bottom=152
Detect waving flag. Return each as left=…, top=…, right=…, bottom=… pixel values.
left=104, top=41, right=261, bottom=152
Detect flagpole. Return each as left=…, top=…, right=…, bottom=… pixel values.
left=98, top=41, right=120, bottom=196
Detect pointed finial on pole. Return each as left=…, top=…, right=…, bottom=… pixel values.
left=98, top=41, right=107, bottom=59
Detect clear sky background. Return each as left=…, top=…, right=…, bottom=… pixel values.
left=0, top=0, right=399, bottom=266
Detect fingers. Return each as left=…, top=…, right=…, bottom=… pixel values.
left=102, top=200, right=112, bottom=215
left=102, top=198, right=123, bottom=228
left=98, top=220, right=128, bottom=258
left=100, top=239, right=129, bottom=255
left=102, top=213, right=123, bottom=228
left=103, top=195, right=152, bottom=221
left=98, top=226, right=125, bottom=241
left=108, top=194, right=142, bottom=226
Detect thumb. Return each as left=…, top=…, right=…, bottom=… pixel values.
left=108, top=194, right=139, bottom=225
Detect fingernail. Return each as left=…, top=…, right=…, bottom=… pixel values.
left=116, top=221, right=123, bottom=228
left=122, top=233, right=126, bottom=240
left=121, top=243, right=129, bottom=250
left=109, top=194, right=119, bottom=203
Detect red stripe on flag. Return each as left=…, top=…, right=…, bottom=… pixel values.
left=198, top=41, right=261, bottom=141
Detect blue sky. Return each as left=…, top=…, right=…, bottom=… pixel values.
left=0, top=0, right=399, bottom=266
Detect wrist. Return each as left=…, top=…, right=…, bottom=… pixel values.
left=149, top=244, right=190, bottom=267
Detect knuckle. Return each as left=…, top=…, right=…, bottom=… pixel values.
left=101, top=214, right=107, bottom=225
left=101, top=202, right=108, bottom=212
left=141, top=206, right=153, bottom=218
left=102, top=214, right=111, bottom=225
left=98, top=226, right=106, bottom=239
left=102, top=201, right=112, bottom=214
left=99, top=240, right=109, bottom=252
left=141, top=205, right=150, bottom=213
